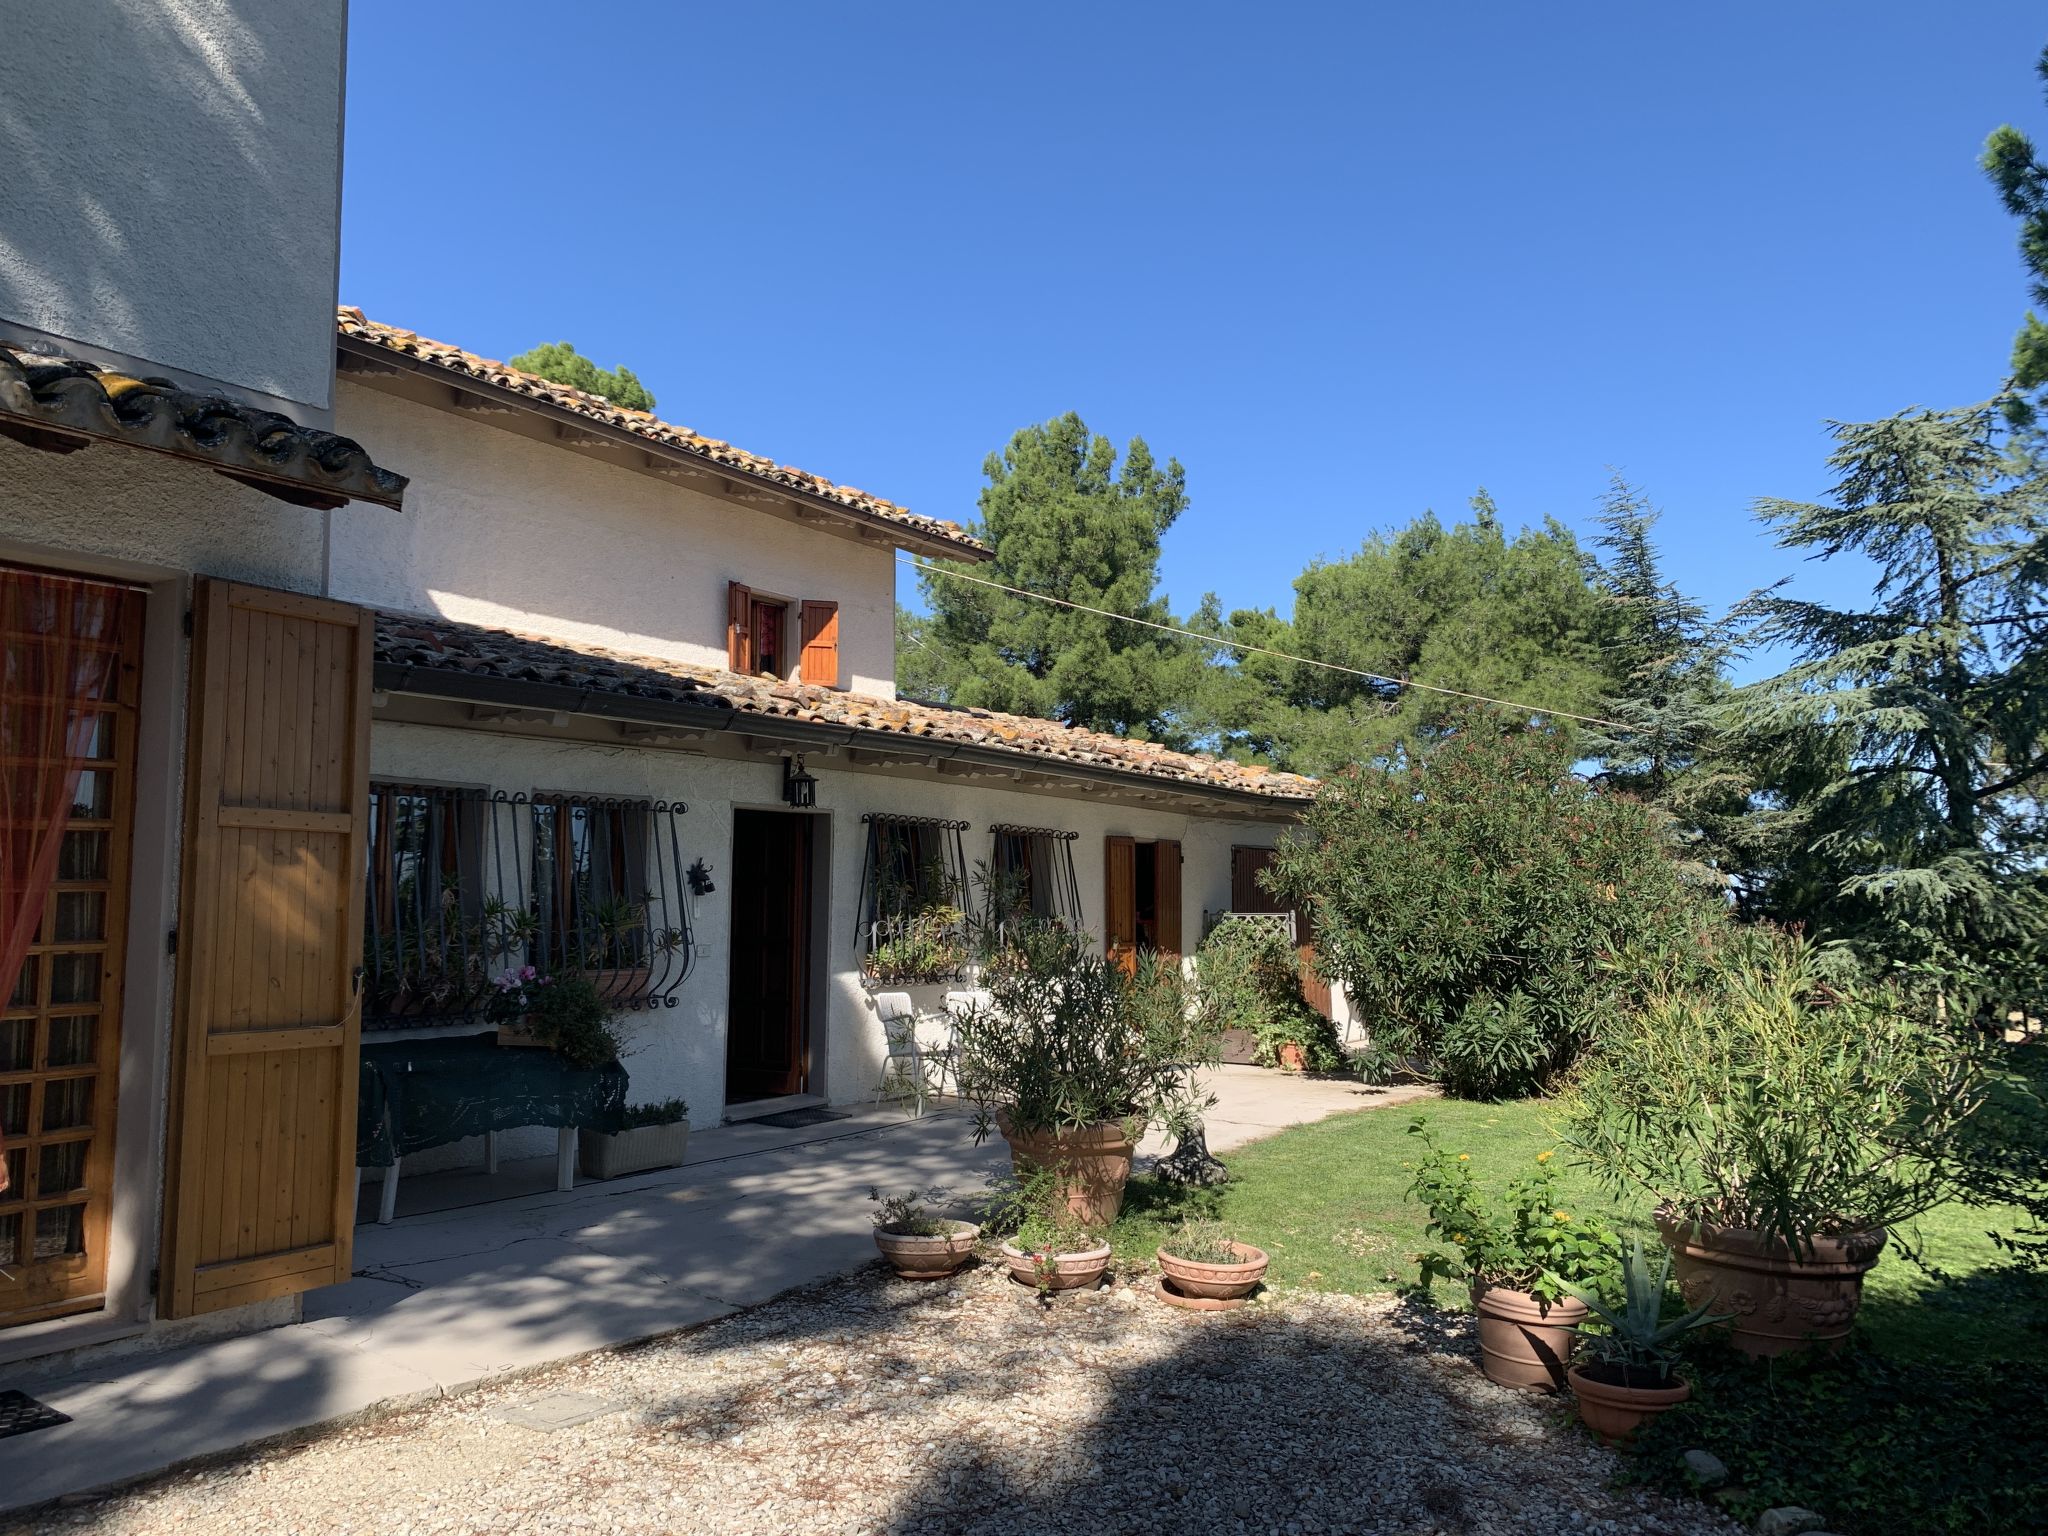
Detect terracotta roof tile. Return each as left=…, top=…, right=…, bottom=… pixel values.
left=374, top=610, right=1314, bottom=804
left=337, top=308, right=985, bottom=558
left=0, top=340, right=406, bottom=510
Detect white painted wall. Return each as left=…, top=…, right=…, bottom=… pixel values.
left=367, top=720, right=1300, bottom=1171
left=329, top=382, right=901, bottom=697
left=0, top=0, right=347, bottom=413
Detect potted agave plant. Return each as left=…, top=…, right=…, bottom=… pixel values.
left=1564, top=927, right=1993, bottom=1357
left=1408, top=1118, right=1619, bottom=1391
left=868, top=1186, right=979, bottom=1280
left=953, top=924, right=1217, bottom=1228
left=984, top=1164, right=1111, bottom=1294
left=1564, top=1237, right=1723, bottom=1444
left=1155, top=1218, right=1269, bottom=1311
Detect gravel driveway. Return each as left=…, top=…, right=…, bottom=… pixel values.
left=16, top=1264, right=1739, bottom=1536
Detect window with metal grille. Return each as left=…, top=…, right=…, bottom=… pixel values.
left=856, top=813, right=970, bottom=984
left=530, top=796, right=694, bottom=1010
left=986, top=824, right=1082, bottom=932
left=362, top=784, right=521, bottom=1029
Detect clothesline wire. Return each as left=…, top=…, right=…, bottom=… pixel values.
left=898, top=554, right=1631, bottom=732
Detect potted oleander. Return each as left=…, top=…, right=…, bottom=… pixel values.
left=1564, top=1237, right=1723, bottom=1444
left=869, top=1186, right=979, bottom=1280
left=953, top=924, right=1217, bottom=1228
left=580, top=1098, right=690, bottom=1179
left=1408, top=1117, right=1620, bottom=1391
left=1156, top=1218, right=1269, bottom=1309
left=984, top=1164, right=1111, bottom=1294
left=1562, top=926, right=1993, bottom=1357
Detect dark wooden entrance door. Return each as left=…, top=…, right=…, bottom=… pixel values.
left=726, top=810, right=813, bottom=1102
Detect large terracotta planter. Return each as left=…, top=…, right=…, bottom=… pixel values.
left=1657, top=1212, right=1886, bottom=1358
left=998, top=1240, right=1112, bottom=1291
left=874, top=1220, right=980, bottom=1280
left=1567, top=1363, right=1692, bottom=1444
left=1471, top=1284, right=1587, bottom=1392
left=998, top=1113, right=1136, bottom=1229
left=1158, top=1241, right=1269, bottom=1301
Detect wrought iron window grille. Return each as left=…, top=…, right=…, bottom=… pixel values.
left=985, top=824, right=1083, bottom=934
left=856, top=813, right=971, bottom=985
left=362, top=786, right=695, bottom=1032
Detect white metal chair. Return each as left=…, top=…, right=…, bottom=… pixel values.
left=872, top=991, right=936, bottom=1115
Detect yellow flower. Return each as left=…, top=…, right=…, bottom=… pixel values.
left=1457, top=1154, right=1470, bottom=1162
left=1554, top=1210, right=1571, bottom=1222
left=1452, top=1233, right=1465, bottom=1243
left=1536, top=1150, right=1554, bottom=1164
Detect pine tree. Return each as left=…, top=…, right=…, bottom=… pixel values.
left=1983, top=42, right=2048, bottom=406
left=507, top=341, right=657, bottom=413
left=908, top=413, right=1195, bottom=739
left=1731, top=403, right=2048, bottom=1005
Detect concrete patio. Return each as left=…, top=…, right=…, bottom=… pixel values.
left=0, top=1068, right=1425, bottom=1515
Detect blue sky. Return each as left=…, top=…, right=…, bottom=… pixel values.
left=341, top=4, right=2045, bottom=680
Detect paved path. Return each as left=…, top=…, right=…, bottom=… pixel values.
left=0, top=1067, right=1429, bottom=1514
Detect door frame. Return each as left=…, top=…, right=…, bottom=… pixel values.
left=723, top=805, right=830, bottom=1106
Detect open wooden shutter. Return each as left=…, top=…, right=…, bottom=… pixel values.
left=1104, top=835, right=1137, bottom=974
left=799, top=600, right=840, bottom=687
left=159, top=580, right=372, bottom=1318
left=1231, top=843, right=1331, bottom=1018
left=1152, top=840, right=1182, bottom=958
left=727, top=582, right=753, bottom=673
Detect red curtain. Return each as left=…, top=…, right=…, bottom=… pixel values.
left=2, top=570, right=133, bottom=1196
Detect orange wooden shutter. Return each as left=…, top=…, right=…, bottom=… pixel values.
left=727, top=582, right=753, bottom=673
left=799, top=601, right=840, bottom=686
left=1152, top=840, right=1183, bottom=958
left=1104, top=835, right=1137, bottom=974
left=158, top=579, right=372, bottom=1318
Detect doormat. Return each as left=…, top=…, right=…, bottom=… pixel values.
left=0, top=1390, right=71, bottom=1440
left=750, top=1107, right=852, bottom=1129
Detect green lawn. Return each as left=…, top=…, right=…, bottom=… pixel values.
left=1112, top=1095, right=2045, bottom=1366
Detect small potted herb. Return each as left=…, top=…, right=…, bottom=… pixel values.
left=983, top=1164, right=1112, bottom=1294
left=580, top=1098, right=690, bottom=1179
left=1564, top=1237, right=1723, bottom=1443
left=1408, top=1117, right=1619, bottom=1391
left=869, top=1186, right=979, bottom=1279
left=1156, top=1218, right=1269, bottom=1310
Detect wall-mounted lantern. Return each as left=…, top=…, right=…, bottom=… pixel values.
left=687, top=858, right=716, bottom=896
left=782, top=754, right=818, bottom=808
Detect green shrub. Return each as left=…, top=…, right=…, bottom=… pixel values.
left=1561, top=925, right=1995, bottom=1250
left=1266, top=712, right=1701, bottom=1098
left=621, top=1098, right=687, bottom=1128
left=1623, top=1343, right=2036, bottom=1534
left=953, top=925, right=1217, bottom=1141
left=522, top=973, right=623, bottom=1069
left=1194, top=915, right=1344, bottom=1071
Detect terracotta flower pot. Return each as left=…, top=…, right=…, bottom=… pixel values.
left=1567, top=1363, right=1692, bottom=1444
left=873, top=1220, right=980, bottom=1280
left=1277, top=1041, right=1308, bottom=1072
left=1657, top=1212, right=1886, bottom=1358
left=998, top=1239, right=1112, bottom=1291
left=1471, top=1283, right=1588, bottom=1392
left=997, top=1113, right=1136, bottom=1229
left=1157, top=1241, right=1269, bottom=1301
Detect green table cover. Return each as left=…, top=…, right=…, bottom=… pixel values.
left=356, top=1032, right=630, bottom=1168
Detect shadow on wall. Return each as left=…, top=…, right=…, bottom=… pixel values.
left=0, top=1, right=340, bottom=406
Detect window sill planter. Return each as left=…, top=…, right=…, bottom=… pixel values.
left=1471, top=1283, right=1587, bottom=1392
left=579, top=1120, right=690, bottom=1180
left=996, top=1111, right=1138, bottom=1229
left=997, top=1239, right=1112, bottom=1291
left=873, top=1219, right=980, bottom=1280
left=1566, top=1362, right=1692, bottom=1444
left=585, top=965, right=652, bottom=1001
left=1656, top=1211, right=1886, bottom=1358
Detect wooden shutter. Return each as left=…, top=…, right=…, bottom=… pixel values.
left=727, top=582, right=753, bottom=673
left=799, top=601, right=840, bottom=687
left=1104, top=835, right=1137, bottom=974
left=1233, top=845, right=1332, bottom=1018
left=159, top=580, right=372, bottom=1318
left=1152, top=840, right=1182, bottom=958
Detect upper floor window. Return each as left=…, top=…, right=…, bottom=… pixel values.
left=728, top=582, right=839, bottom=687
